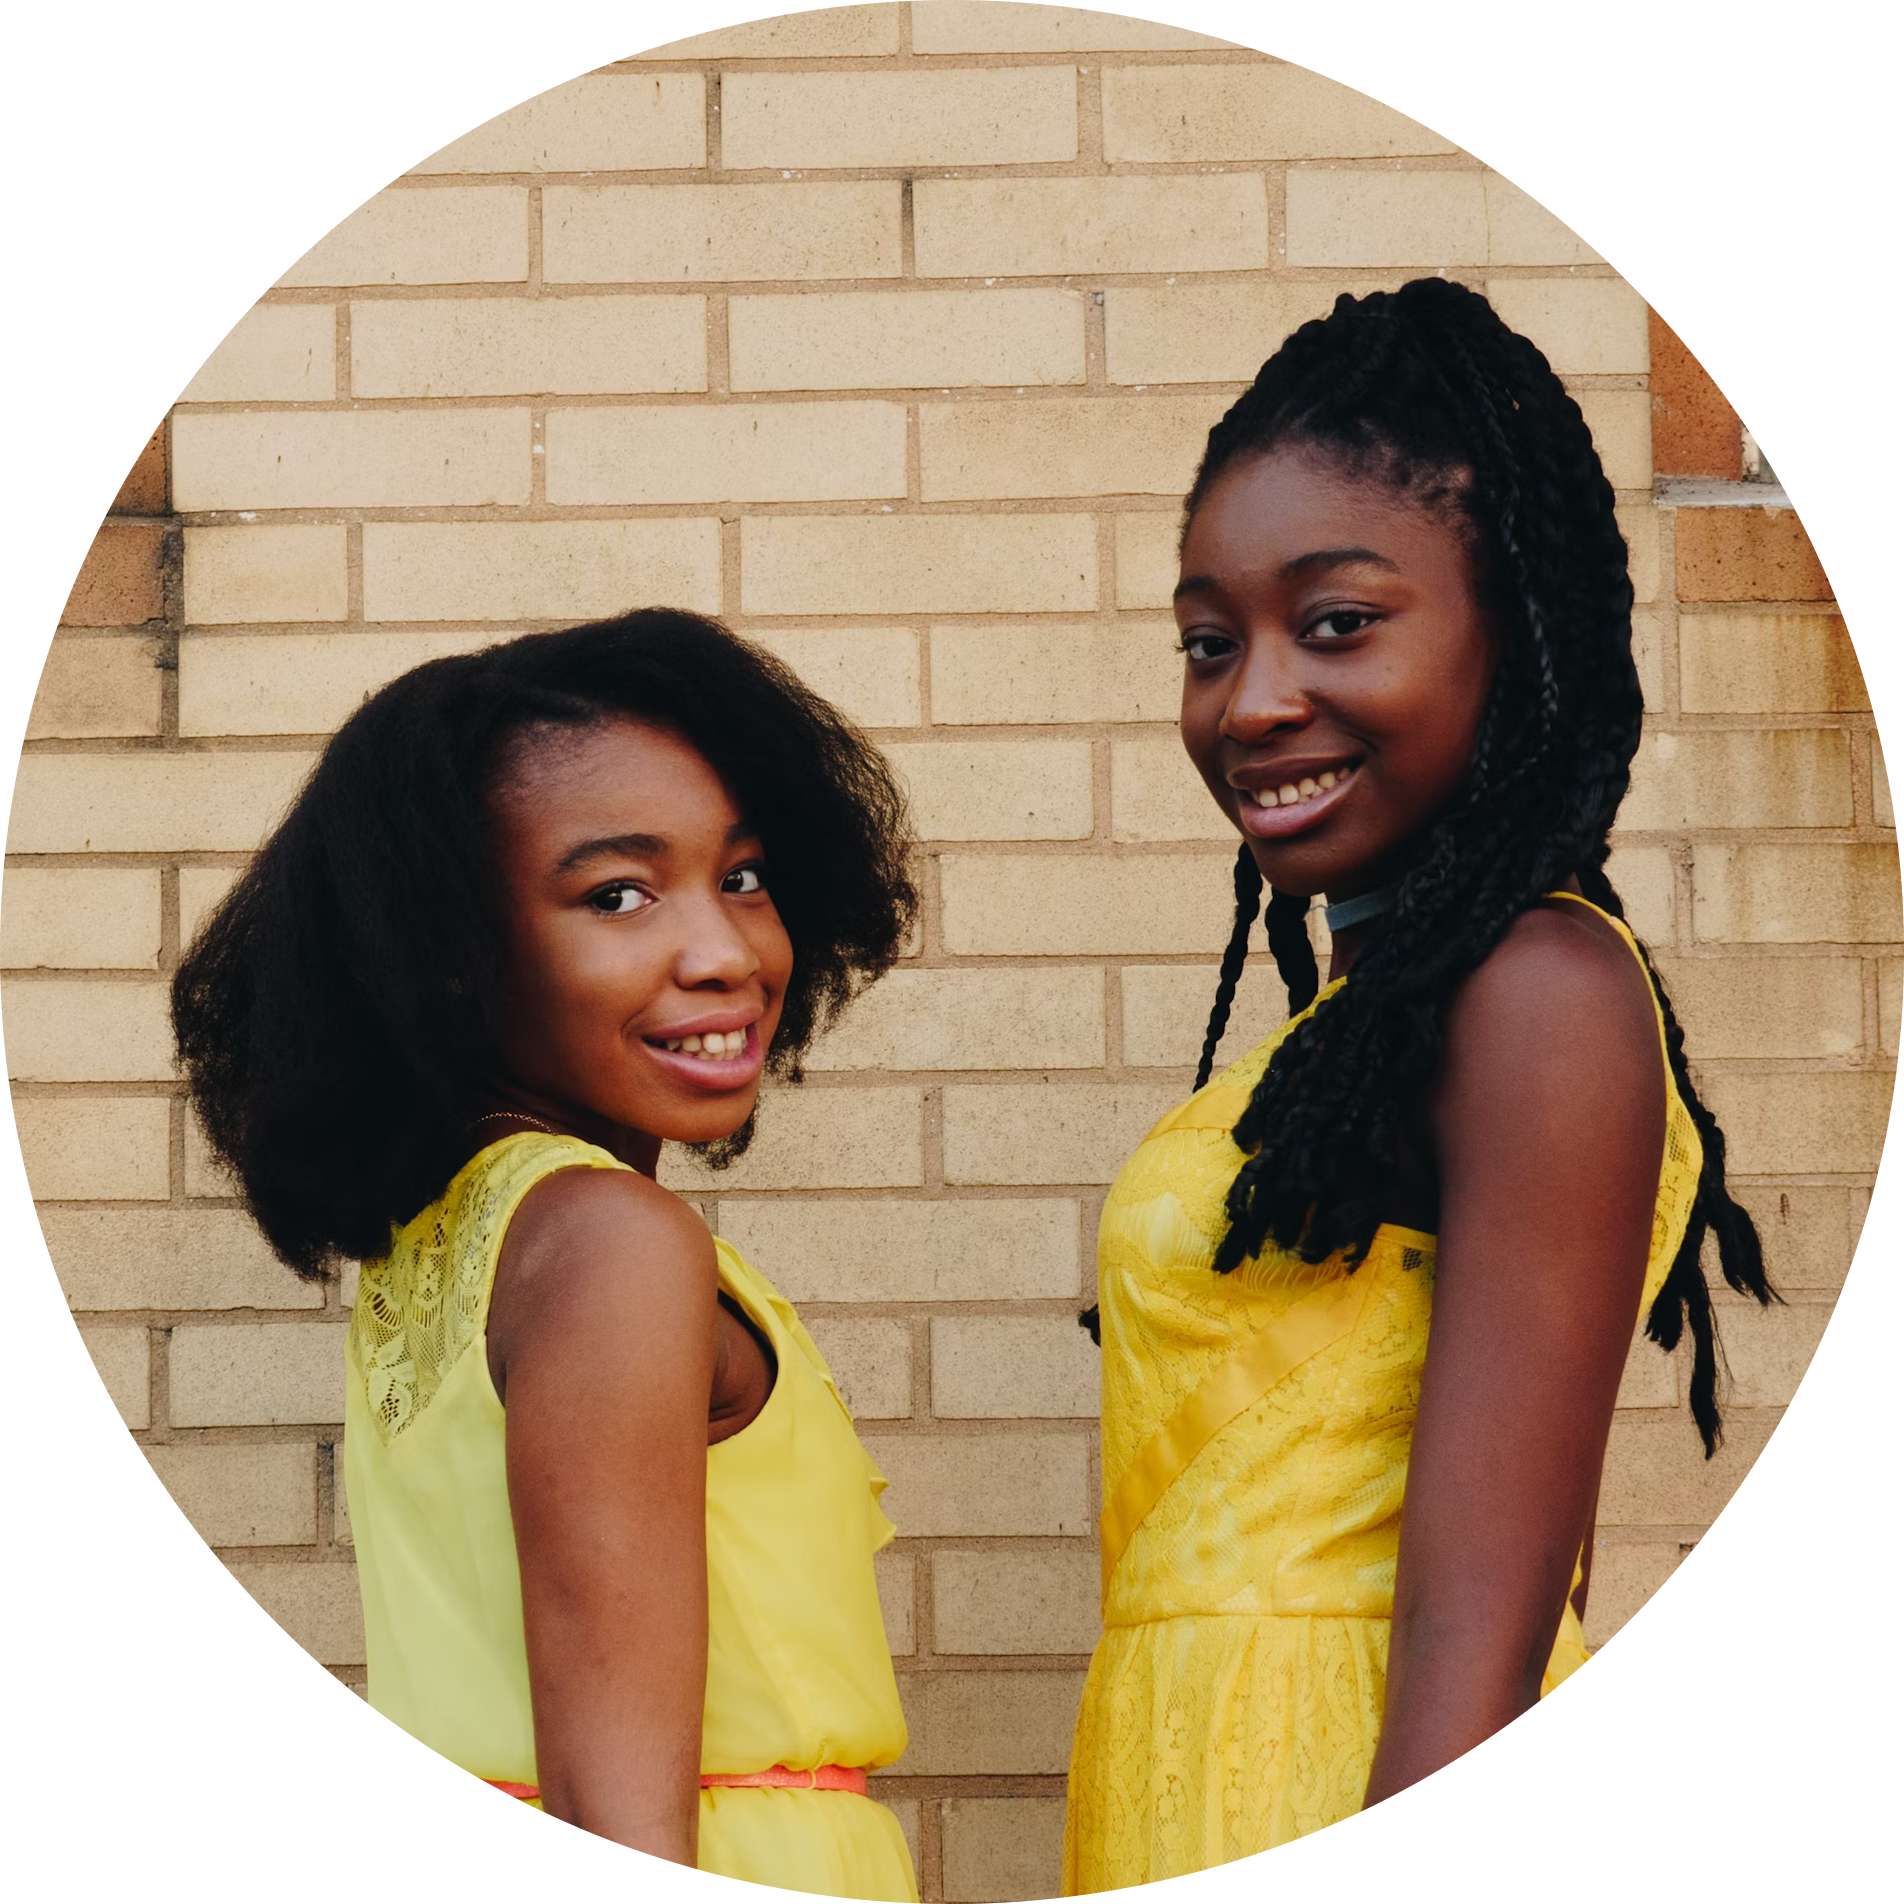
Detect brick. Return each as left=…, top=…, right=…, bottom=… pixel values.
left=277, top=187, right=528, bottom=287
left=920, top=394, right=1220, bottom=504
left=362, top=519, right=721, bottom=621
left=1575, top=387, right=1651, bottom=492
left=172, top=409, right=528, bottom=511
left=941, top=852, right=1237, bottom=956
left=716, top=1198, right=1078, bottom=1302
left=15, top=1097, right=170, bottom=1200
left=929, top=620, right=1179, bottom=726
left=1678, top=611, right=1866, bottom=714
left=875, top=1550, right=914, bottom=1653
left=861, top=1432, right=1089, bottom=1537
left=1884, top=956, right=1901, bottom=1058
left=883, top=739, right=1093, bottom=841
left=723, top=68, right=1075, bottom=170
left=746, top=627, right=918, bottom=728
left=229, top=1561, right=365, bottom=1665
left=62, top=521, right=166, bottom=627
left=730, top=290, right=1085, bottom=393
left=740, top=514, right=1096, bottom=616
left=1103, top=62, right=1453, bottom=163
left=660, top=1085, right=922, bottom=1192
left=1114, top=513, right=1179, bottom=610
left=1482, top=173, right=1603, bottom=266
left=944, top=1081, right=1182, bottom=1185
left=77, top=1322, right=150, bottom=1427
left=931, top=1316, right=1099, bottom=1418
left=1581, top=1539, right=1681, bottom=1649
left=1, top=869, right=163, bottom=972
left=28, top=636, right=162, bottom=740
left=1729, top=1184, right=1867, bottom=1293
left=1875, top=736, right=1893, bottom=828
left=171, top=1321, right=349, bottom=1426
left=804, top=1316, right=912, bottom=1420
left=1692, top=843, right=1901, bottom=945
left=545, top=181, right=900, bottom=283
left=8, top=754, right=312, bottom=855
left=146, top=1441, right=316, bottom=1546
left=1631, top=607, right=1665, bottom=714
left=1605, top=842, right=1675, bottom=944
left=184, top=1110, right=239, bottom=1200
left=414, top=73, right=704, bottom=174
left=4, top=980, right=172, bottom=1082
left=1617, top=502, right=1661, bottom=604
left=1110, top=735, right=1229, bottom=842
left=911, top=5, right=1230, bottom=52
left=41, top=1206, right=317, bottom=1312
left=942, top=1796, right=1067, bottom=1903
left=181, top=303, right=337, bottom=403
left=113, top=427, right=167, bottom=515
left=1104, top=281, right=1361, bottom=387
left=914, top=176, right=1268, bottom=278
left=893, top=1668, right=1085, bottom=1775
left=1484, top=277, right=1647, bottom=377
left=809, top=966, right=1104, bottom=1071
left=1597, top=1411, right=1772, bottom=1528
left=1620, top=728, right=1849, bottom=831
left=546, top=401, right=905, bottom=505
left=932, top=1546, right=1097, bottom=1656
left=1715, top=1301, right=1830, bottom=1409
left=632, top=5, right=902, bottom=59
left=1700, top=1070, right=1893, bottom=1176
left=179, top=631, right=495, bottom=738
left=1121, top=961, right=1288, bottom=1071
left=352, top=295, right=706, bottom=398
left=1675, top=509, right=1832, bottom=603
left=180, top=868, right=243, bottom=953
left=1616, top=1328, right=1677, bottom=1410
left=183, top=525, right=348, bottom=626
left=1649, top=310, right=1742, bottom=480
left=1285, top=169, right=1485, bottom=268
left=1652, top=955, right=1863, bottom=1060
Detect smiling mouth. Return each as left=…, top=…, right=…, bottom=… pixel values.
left=651, top=1028, right=750, bottom=1059
left=1239, top=761, right=1361, bottom=810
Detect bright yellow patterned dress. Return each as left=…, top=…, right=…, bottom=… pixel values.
left=1063, top=897, right=1701, bottom=1891
left=344, top=1132, right=917, bottom=1901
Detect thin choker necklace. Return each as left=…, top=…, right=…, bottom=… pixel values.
left=1322, top=885, right=1399, bottom=933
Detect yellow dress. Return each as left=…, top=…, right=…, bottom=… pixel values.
left=343, top=1132, right=917, bottom=1901
left=1063, top=897, right=1702, bottom=1891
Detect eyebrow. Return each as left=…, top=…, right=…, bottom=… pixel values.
left=554, top=821, right=756, bottom=873
left=1173, top=546, right=1400, bottom=600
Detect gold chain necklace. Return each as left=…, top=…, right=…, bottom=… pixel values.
left=467, top=1110, right=563, bottom=1138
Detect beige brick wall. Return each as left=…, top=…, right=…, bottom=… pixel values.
left=14, top=10, right=1893, bottom=1898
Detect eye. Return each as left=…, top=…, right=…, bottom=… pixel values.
left=722, top=864, right=767, bottom=896
left=1305, top=608, right=1375, bottom=641
left=585, top=881, right=653, bottom=917
left=1178, top=628, right=1239, bottom=664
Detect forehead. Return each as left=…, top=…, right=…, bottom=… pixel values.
left=1182, top=444, right=1474, bottom=578
left=490, top=716, right=745, bottom=844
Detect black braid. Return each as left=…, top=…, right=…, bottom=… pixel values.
left=1175, top=278, right=1774, bottom=1454
left=1264, top=888, right=1319, bottom=1015
left=1195, top=846, right=1266, bottom=1091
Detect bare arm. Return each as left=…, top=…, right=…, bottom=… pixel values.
left=1363, top=906, right=1662, bottom=1806
left=487, top=1168, right=720, bottom=1861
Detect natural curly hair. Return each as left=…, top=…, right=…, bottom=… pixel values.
left=173, top=610, right=918, bottom=1282
left=1091, top=278, right=1774, bottom=1455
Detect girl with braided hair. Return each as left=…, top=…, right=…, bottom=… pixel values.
left=1063, top=277, right=1775, bottom=1889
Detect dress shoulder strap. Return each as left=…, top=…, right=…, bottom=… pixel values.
left=352, top=1133, right=627, bottom=1442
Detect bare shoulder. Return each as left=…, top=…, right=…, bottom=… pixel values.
left=490, top=1166, right=718, bottom=1384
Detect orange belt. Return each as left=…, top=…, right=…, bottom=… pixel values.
left=485, top=1764, right=868, bottom=1803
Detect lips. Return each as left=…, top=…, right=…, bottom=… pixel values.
left=641, top=1019, right=763, bottom=1089
left=1231, top=759, right=1361, bottom=840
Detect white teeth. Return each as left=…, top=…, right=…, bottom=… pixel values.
left=1319, top=771, right=1337, bottom=789
left=1297, top=778, right=1319, bottom=799
left=682, top=1034, right=703, bottom=1054
left=662, top=1029, right=748, bottom=1058
left=1247, top=765, right=1354, bottom=810
left=1278, top=785, right=1300, bottom=806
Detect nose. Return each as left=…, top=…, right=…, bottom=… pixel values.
left=1220, top=629, right=1312, bottom=744
left=673, top=889, right=761, bottom=991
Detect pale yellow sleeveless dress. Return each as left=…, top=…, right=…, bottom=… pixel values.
left=1063, top=897, right=1702, bottom=1890
left=344, top=1132, right=917, bottom=1900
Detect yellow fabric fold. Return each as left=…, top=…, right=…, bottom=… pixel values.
left=1098, top=1269, right=1373, bottom=1597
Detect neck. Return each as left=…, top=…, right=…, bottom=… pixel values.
left=469, top=1083, right=661, bottom=1177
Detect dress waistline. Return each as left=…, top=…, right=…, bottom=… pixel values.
left=485, top=1764, right=870, bottom=1803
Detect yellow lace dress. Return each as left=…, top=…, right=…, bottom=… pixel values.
left=343, top=1133, right=917, bottom=1901
left=1063, top=897, right=1702, bottom=1890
